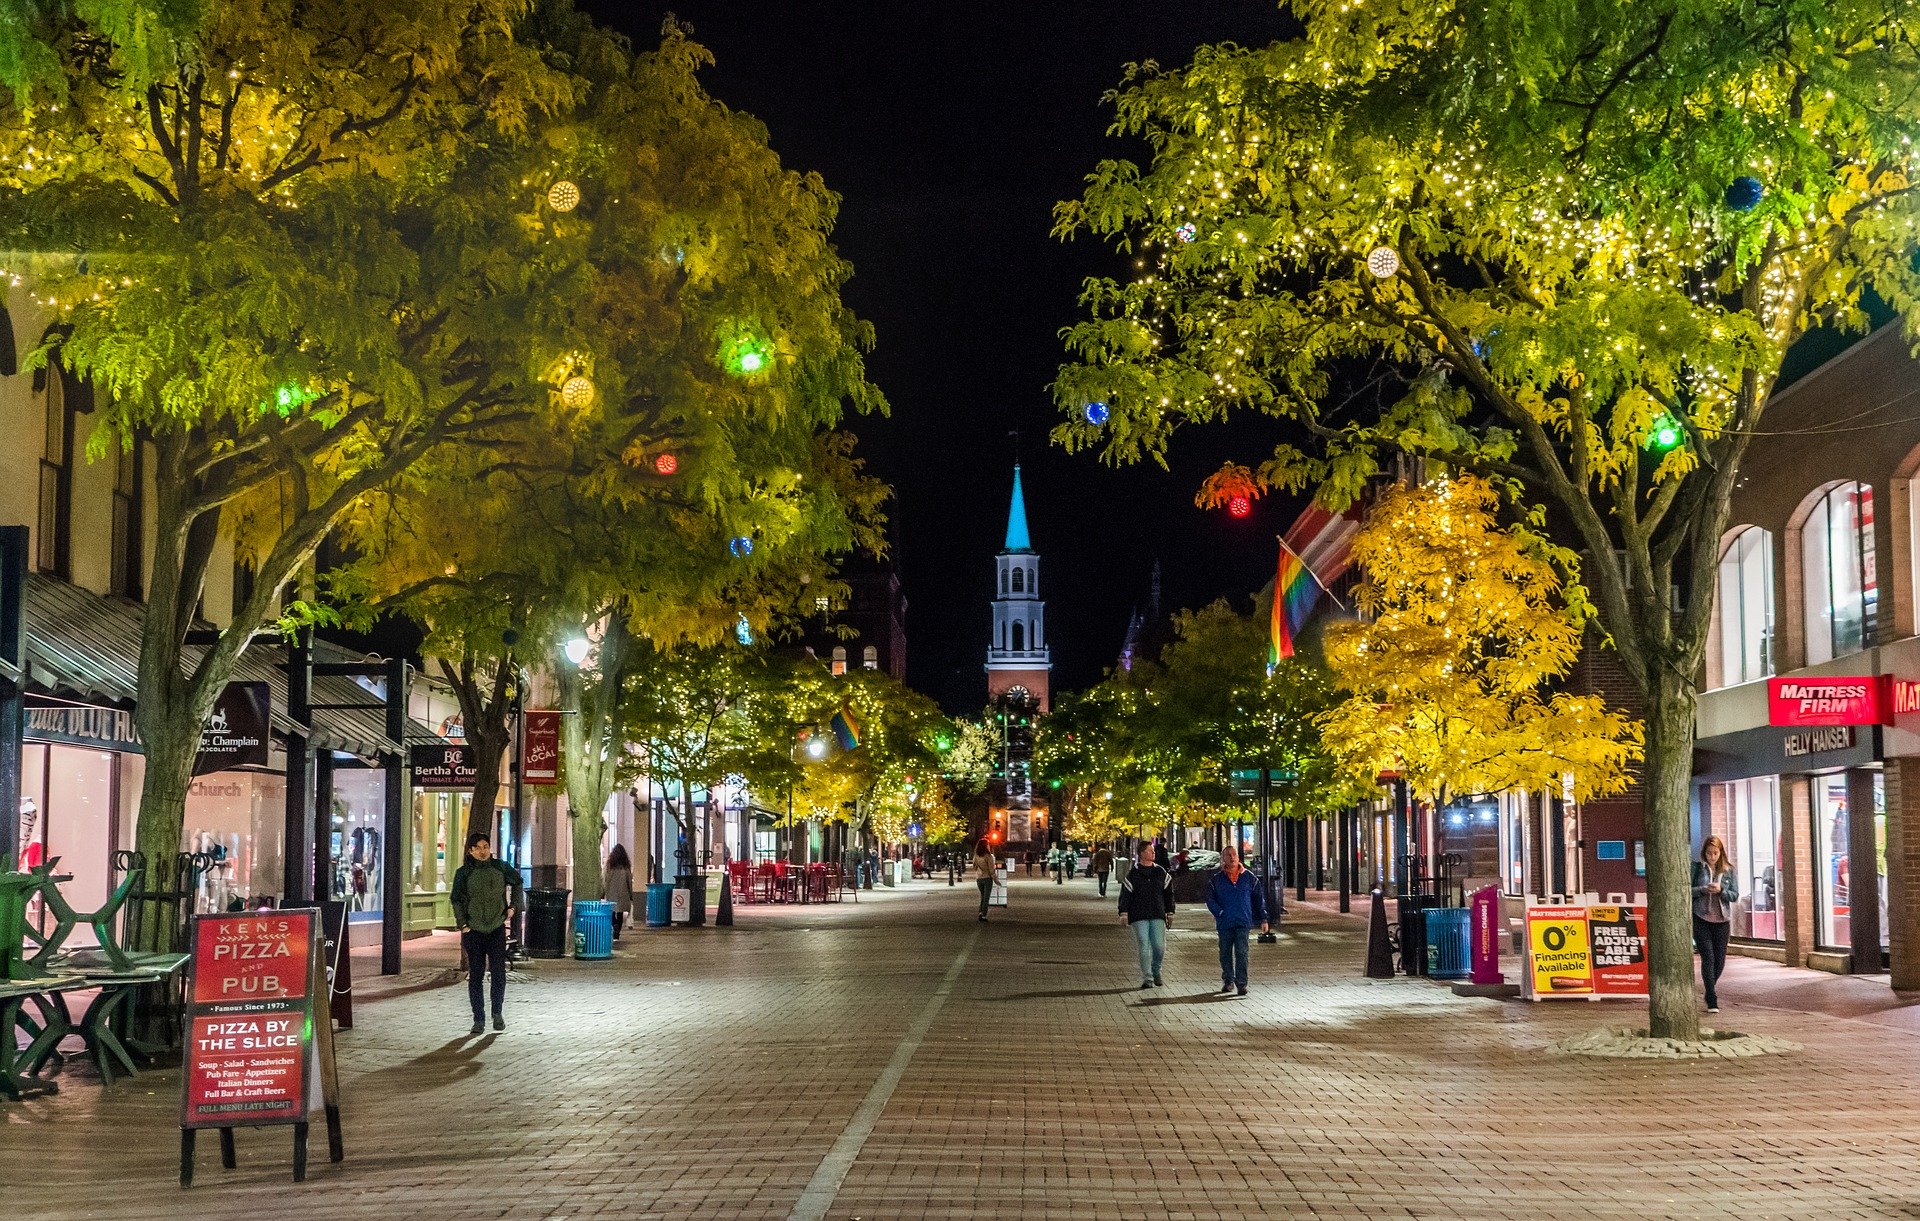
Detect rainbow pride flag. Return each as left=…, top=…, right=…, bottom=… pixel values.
left=830, top=706, right=862, bottom=750
left=1269, top=540, right=1322, bottom=669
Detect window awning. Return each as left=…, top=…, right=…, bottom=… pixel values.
left=22, top=572, right=427, bottom=760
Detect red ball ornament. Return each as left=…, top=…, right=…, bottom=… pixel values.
left=1227, top=495, right=1252, bottom=518
left=654, top=453, right=678, bottom=475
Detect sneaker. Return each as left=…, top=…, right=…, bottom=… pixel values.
left=978, top=914, right=988, bottom=922
left=1236, top=986, right=1248, bottom=997
left=1219, top=982, right=1235, bottom=994
left=469, top=1020, right=484, bottom=1035
left=1707, top=1005, right=1719, bottom=1013
left=1152, top=975, right=1163, bottom=987
left=492, top=1013, right=506, bottom=1032
left=1141, top=980, right=1153, bottom=990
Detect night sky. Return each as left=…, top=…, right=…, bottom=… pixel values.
left=580, top=1, right=1302, bottom=712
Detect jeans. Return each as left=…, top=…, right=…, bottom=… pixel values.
left=1217, top=925, right=1251, bottom=989
left=1098, top=869, right=1110, bottom=897
left=463, top=926, right=507, bottom=1022
left=1131, top=918, right=1165, bottom=981
left=1693, top=915, right=1730, bottom=1007
left=977, top=877, right=993, bottom=917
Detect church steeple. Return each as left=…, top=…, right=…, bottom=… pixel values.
left=986, top=462, right=1051, bottom=712
left=1004, top=463, right=1032, bottom=552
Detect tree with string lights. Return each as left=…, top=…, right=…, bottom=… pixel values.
left=1321, top=475, right=1643, bottom=811
left=1056, top=0, right=1920, bottom=1038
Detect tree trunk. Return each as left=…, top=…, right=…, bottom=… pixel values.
left=131, top=709, right=201, bottom=951
left=1643, top=672, right=1701, bottom=1041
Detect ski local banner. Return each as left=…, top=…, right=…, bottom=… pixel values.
left=522, top=710, right=561, bottom=785
left=1524, top=901, right=1649, bottom=1000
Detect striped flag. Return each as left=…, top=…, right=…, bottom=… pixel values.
left=1267, top=503, right=1360, bottom=669
left=830, top=706, right=862, bottom=750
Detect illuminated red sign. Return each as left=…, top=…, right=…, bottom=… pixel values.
left=1767, top=676, right=1890, bottom=727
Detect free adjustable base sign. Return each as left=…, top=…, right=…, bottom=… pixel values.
left=179, top=909, right=343, bottom=1186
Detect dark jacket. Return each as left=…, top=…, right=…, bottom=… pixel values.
left=1119, top=861, right=1174, bottom=923
left=451, top=858, right=524, bottom=934
left=1691, top=860, right=1738, bottom=922
left=1206, top=867, right=1268, bottom=930
left=1093, top=848, right=1114, bottom=873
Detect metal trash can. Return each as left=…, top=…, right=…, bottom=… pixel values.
left=1397, top=893, right=1439, bottom=976
left=645, top=883, right=674, bottom=928
left=572, top=899, right=614, bottom=959
left=1425, top=907, right=1471, bottom=980
left=882, top=860, right=898, bottom=887
left=526, top=887, right=570, bottom=959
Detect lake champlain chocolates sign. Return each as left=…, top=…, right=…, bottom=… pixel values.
left=192, top=682, right=271, bottom=776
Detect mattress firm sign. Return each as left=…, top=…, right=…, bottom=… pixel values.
left=1768, top=676, right=1889, bottom=727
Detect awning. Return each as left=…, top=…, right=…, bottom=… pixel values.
left=23, top=572, right=429, bottom=760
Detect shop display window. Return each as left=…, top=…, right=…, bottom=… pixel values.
left=1815, top=774, right=1850, bottom=948
left=1720, top=776, right=1781, bottom=940
left=1801, top=481, right=1876, bottom=664
left=1877, top=773, right=1889, bottom=950
left=184, top=771, right=285, bottom=911
left=329, top=768, right=386, bottom=919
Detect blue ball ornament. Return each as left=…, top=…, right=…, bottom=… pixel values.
left=1084, top=401, right=1110, bottom=426
left=729, top=535, right=754, bottom=558
left=1724, top=175, right=1764, bottom=212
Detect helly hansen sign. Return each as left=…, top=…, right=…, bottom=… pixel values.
left=1768, top=676, right=1891, bottom=727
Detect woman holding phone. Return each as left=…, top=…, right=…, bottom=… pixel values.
left=1693, top=836, right=1739, bottom=1014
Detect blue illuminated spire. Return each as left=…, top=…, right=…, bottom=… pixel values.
left=1004, top=464, right=1032, bottom=553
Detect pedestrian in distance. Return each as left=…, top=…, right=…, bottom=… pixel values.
left=1065, top=847, right=1077, bottom=881
left=1049, top=843, right=1065, bottom=884
left=605, top=844, right=634, bottom=939
left=1093, top=845, right=1114, bottom=897
left=451, top=831, right=524, bottom=1034
left=1693, top=835, right=1738, bottom=1014
left=1119, top=841, right=1174, bottom=988
left=973, top=839, right=998, bottom=921
left=1206, top=846, right=1269, bottom=996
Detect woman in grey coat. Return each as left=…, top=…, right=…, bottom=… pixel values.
left=605, top=844, right=635, bottom=938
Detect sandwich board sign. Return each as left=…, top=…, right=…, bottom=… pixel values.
left=179, top=908, right=343, bottom=1186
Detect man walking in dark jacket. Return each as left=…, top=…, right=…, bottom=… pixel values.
left=1206, top=846, right=1269, bottom=996
left=451, top=832, right=524, bottom=1034
left=1119, top=842, right=1175, bottom=988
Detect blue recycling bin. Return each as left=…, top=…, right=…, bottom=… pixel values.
left=644, top=883, right=674, bottom=928
left=1425, top=907, right=1471, bottom=981
left=572, top=900, right=614, bottom=959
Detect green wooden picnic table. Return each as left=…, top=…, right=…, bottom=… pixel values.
left=0, top=974, right=85, bottom=1099
left=49, top=949, right=192, bottom=1085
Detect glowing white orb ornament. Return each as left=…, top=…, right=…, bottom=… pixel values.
left=1366, top=246, right=1400, bottom=278
left=546, top=180, right=581, bottom=212
left=560, top=375, right=594, bottom=408
left=562, top=638, right=592, bottom=665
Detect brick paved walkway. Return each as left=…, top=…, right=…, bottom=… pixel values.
left=6, top=876, right=1920, bottom=1219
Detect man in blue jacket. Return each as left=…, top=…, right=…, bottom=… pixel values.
left=1206, top=846, right=1269, bottom=996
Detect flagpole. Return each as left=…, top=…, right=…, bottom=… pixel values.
left=1277, top=534, right=1347, bottom=611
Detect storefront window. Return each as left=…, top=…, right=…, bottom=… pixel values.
left=19, top=743, right=119, bottom=924
left=1801, top=481, right=1876, bottom=664
left=410, top=790, right=468, bottom=893
left=1721, top=776, right=1781, bottom=940
left=328, top=768, right=386, bottom=919
left=1715, top=526, right=1773, bottom=686
left=184, top=771, right=285, bottom=911
left=1815, top=774, right=1849, bottom=948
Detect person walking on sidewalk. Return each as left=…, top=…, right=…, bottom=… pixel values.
left=1093, top=846, right=1114, bottom=897
left=451, top=832, right=524, bottom=1034
left=604, top=844, right=634, bottom=939
left=1206, top=846, right=1269, bottom=996
left=1693, top=835, right=1738, bottom=1014
left=973, top=839, right=998, bottom=921
left=1119, top=842, right=1174, bottom=988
